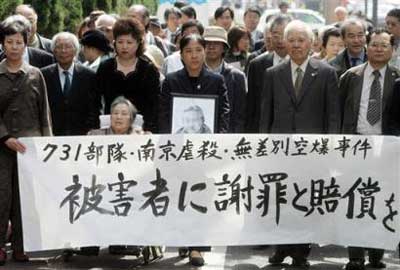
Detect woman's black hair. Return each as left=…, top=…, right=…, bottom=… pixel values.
left=322, top=27, right=341, bottom=48
left=179, top=34, right=206, bottom=51
left=214, top=6, right=234, bottom=20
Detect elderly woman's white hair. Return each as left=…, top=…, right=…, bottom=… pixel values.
left=2, top=14, right=32, bottom=33
left=110, top=96, right=138, bottom=127
left=51, top=32, right=80, bottom=57
left=283, top=20, right=314, bottom=42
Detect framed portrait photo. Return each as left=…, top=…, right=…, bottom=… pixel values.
left=171, top=93, right=218, bottom=134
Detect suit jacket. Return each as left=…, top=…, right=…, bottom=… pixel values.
left=250, top=30, right=264, bottom=52
left=388, top=78, right=400, bottom=135
left=340, top=63, right=400, bottom=135
left=246, top=52, right=274, bottom=132
left=0, top=47, right=54, bottom=69
left=36, top=34, right=53, bottom=54
left=329, top=48, right=367, bottom=79
left=221, top=62, right=247, bottom=133
left=159, top=67, right=230, bottom=133
left=259, top=58, right=340, bottom=134
left=254, top=40, right=265, bottom=52
left=41, top=62, right=100, bottom=136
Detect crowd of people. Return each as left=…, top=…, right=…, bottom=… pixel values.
left=1, top=1, right=400, bottom=269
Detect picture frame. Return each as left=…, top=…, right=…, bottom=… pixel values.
left=171, top=93, right=219, bottom=134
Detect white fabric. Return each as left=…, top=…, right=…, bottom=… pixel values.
left=17, top=134, right=400, bottom=251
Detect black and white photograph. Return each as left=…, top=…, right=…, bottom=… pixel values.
left=171, top=94, right=218, bottom=134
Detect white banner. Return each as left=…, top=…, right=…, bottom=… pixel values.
left=18, top=134, right=400, bottom=252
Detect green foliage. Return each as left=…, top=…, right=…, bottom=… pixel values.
left=97, top=0, right=112, bottom=12
left=0, top=0, right=159, bottom=37
left=82, top=0, right=97, bottom=17
left=0, top=0, right=23, bottom=19
left=63, top=0, right=83, bottom=34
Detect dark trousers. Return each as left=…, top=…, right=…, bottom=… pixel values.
left=188, top=246, right=211, bottom=252
left=0, top=149, right=24, bottom=251
left=274, top=244, right=311, bottom=261
left=348, top=246, right=384, bottom=263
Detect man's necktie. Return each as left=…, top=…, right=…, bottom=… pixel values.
left=63, top=70, right=71, bottom=96
left=294, top=67, right=303, bottom=97
left=351, top=57, right=360, bottom=67
left=367, top=70, right=382, bottom=126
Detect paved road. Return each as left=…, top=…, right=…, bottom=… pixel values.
left=1, top=245, right=399, bottom=269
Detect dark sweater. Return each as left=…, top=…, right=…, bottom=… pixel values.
left=96, top=56, right=160, bottom=132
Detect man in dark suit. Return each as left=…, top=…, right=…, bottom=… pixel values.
left=329, top=19, right=367, bottom=78
left=41, top=32, right=99, bottom=136
left=259, top=20, right=339, bottom=267
left=339, top=28, right=398, bottom=270
left=246, top=15, right=291, bottom=132
left=15, top=4, right=52, bottom=53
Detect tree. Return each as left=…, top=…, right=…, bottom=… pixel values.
left=97, top=0, right=112, bottom=12
left=0, top=0, right=23, bottom=20
left=82, top=0, right=97, bottom=17
left=45, top=0, right=64, bottom=37
left=63, top=0, right=83, bottom=34
left=0, top=0, right=157, bottom=37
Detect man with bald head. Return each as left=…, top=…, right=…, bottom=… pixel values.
left=259, top=20, right=340, bottom=267
left=126, top=4, right=174, bottom=56
left=15, top=4, right=52, bottom=53
left=334, top=6, right=348, bottom=26
left=95, top=14, right=117, bottom=47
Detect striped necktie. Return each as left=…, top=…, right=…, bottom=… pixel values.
left=366, top=70, right=381, bottom=125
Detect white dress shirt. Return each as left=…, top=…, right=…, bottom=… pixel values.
left=357, top=63, right=386, bottom=135
left=23, top=47, right=29, bottom=64
left=58, top=63, right=75, bottom=93
left=161, top=52, right=183, bottom=75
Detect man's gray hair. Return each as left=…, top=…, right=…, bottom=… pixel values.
left=334, top=6, right=348, bottom=15
left=340, top=18, right=366, bottom=38
left=95, top=14, right=117, bottom=28
left=51, top=32, right=80, bottom=57
left=283, top=20, right=314, bottom=42
left=270, top=14, right=292, bottom=32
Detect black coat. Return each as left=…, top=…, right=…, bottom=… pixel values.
left=0, top=47, right=54, bottom=69
left=97, top=57, right=160, bottom=132
left=390, top=78, right=400, bottom=135
left=41, top=62, right=100, bottom=136
left=159, top=67, right=230, bottom=133
left=329, top=48, right=367, bottom=79
left=220, top=63, right=246, bottom=133
left=246, top=52, right=273, bottom=132
left=339, top=63, right=400, bottom=135
left=36, top=34, right=53, bottom=54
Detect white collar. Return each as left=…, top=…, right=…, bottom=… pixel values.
left=58, top=62, right=75, bottom=76
left=291, top=57, right=310, bottom=73
left=365, top=63, right=387, bottom=79
left=273, top=51, right=288, bottom=62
